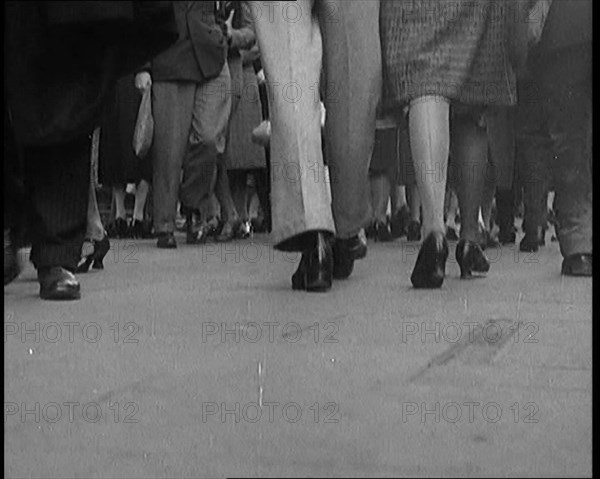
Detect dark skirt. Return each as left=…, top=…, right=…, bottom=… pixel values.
left=380, top=0, right=517, bottom=110
left=98, top=76, right=152, bottom=185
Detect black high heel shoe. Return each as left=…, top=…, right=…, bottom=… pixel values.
left=410, top=231, right=448, bottom=289
left=76, top=233, right=110, bottom=273
left=456, top=239, right=490, bottom=279
left=291, top=232, right=333, bottom=292
left=235, top=220, right=253, bottom=239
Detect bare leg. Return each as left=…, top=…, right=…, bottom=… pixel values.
left=409, top=184, right=421, bottom=223
left=445, top=187, right=459, bottom=229
left=86, top=183, right=105, bottom=241
left=391, top=185, right=407, bottom=214
left=408, top=96, right=449, bottom=236
left=113, top=185, right=127, bottom=220
left=214, top=161, right=239, bottom=224
left=369, top=174, right=391, bottom=223
left=133, top=179, right=149, bottom=222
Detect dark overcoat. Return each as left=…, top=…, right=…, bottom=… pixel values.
left=4, top=1, right=177, bottom=147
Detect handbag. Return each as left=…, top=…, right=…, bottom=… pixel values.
left=132, top=87, right=154, bottom=159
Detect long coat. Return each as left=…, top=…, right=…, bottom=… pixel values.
left=220, top=1, right=265, bottom=170
left=4, top=1, right=177, bottom=147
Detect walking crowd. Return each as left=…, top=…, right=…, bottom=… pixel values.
left=4, top=0, right=592, bottom=300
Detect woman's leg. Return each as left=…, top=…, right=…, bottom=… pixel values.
left=214, top=162, right=239, bottom=224
left=113, top=184, right=127, bottom=220
left=391, top=185, right=407, bottom=214
left=86, top=183, right=105, bottom=241
left=451, top=115, right=488, bottom=243
left=408, top=96, right=449, bottom=236
left=229, top=170, right=249, bottom=222
left=132, top=179, right=149, bottom=222
left=369, top=173, right=391, bottom=224
left=409, top=185, right=421, bottom=223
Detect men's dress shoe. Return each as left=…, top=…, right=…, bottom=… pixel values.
left=561, top=254, right=592, bottom=277
left=410, top=231, right=449, bottom=288
left=157, top=232, right=177, bottom=249
left=291, top=232, right=333, bottom=292
left=332, top=234, right=367, bottom=280
left=38, top=267, right=80, bottom=300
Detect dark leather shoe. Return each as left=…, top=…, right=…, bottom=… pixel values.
left=38, top=267, right=80, bottom=300
left=410, top=231, right=448, bottom=288
left=157, top=232, right=177, bottom=249
left=332, top=234, right=367, bottom=280
left=291, top=232, right=333, bottom=292
left=561, top=254, right=592, bottom=277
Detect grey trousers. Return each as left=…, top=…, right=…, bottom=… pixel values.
left=151, top=64, right=231, bottom=233
left=249, top=0, right=381, bottom=250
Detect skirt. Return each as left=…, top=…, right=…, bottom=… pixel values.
left=380, top=0, right=517, bottom=110
left=98, top=75, right=152, bottom=186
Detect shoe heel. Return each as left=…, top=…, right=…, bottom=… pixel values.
left=92, top=258, right=104, bottom=270
left=76, top=257, right=93, bottom=274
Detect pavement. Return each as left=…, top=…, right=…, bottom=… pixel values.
left=4, top=230, right=592, bottom=478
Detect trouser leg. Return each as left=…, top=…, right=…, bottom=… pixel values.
left=24, top=136, right=90, bottom=271
left=543, top=51, right=592, bottom=257
left=180, top=63, right=232, bottom=212
left=319, top=0, right=381, bottom=238
left=151, top=82, right=196, bottom=234
left=250, top=0, right=335, bottom=251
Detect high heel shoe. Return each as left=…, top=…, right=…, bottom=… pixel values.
left=235, top=220, right=253, bottom=239
left=410, top=231, right=448, bottom=289
left=456, top=239, right=490, bottom=279
left=76, top=233, right=110, bottom=273
left=291, top=232, right=333, bottom=292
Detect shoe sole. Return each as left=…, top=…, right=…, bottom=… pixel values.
left=40, top=288, right=81, bottom=300
left=561, top=266, right=592, bottom=277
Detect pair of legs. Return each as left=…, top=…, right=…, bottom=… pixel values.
left=151, top=64, right=231, bottom=239
left=408, top=97, right=491, bottom=286
left=111, top=180, right=150, bottom=224
left=251, top=0, right=380, bottom=250
left=250, top=0, right=380, bottom=290
left=410, top=97, right=488, bottom=244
